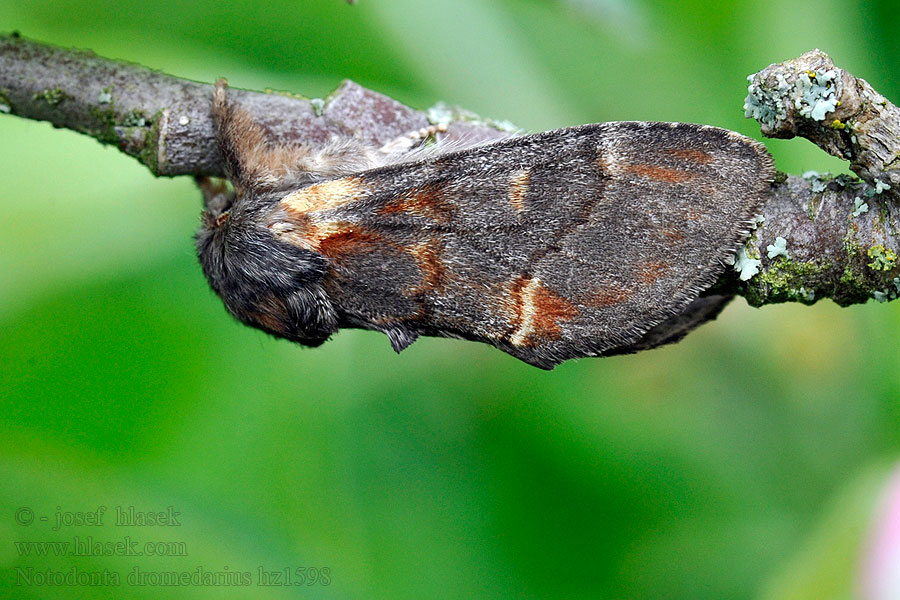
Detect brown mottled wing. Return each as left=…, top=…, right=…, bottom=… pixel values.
left=268, top=122, right=773, bottom=369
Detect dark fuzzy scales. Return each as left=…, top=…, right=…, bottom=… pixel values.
left=197, top=84, right=773, bottom=369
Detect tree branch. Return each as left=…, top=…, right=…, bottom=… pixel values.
left=0, top=33, right=510, bottom=177
left=2, top=35, right=898, bottom=307
left=735, top=49, right=900, bottom=306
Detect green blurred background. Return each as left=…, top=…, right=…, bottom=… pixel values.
left=2, top=1, right=900, bottom=598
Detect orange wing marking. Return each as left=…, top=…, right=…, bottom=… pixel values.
left=509, top=277, right=578, bottom=347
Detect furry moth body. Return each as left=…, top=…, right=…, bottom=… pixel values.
left=197, top=81, right=774, bottom=369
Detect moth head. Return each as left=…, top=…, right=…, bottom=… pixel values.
left=196, top=187, right=339, bottom=347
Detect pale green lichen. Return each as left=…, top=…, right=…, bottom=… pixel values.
left=33, top=88, right=69, bottom=106
left=767, top=236, right=789, bottom=259
left=309, top=97, right=325, bottom=116
left=852, top=197, right=869, bottom=217
left=867, top=244, right=897, bottom=271
left=864, top=179, right=893, bottom=198
left=745, top=67, right=841, bottom=126
left=744, top=72, right=790, bottom=129
left=796, top=69, right=839, bottom=121
left=426, top=103, right=455, bottom=127
left=872, top=277, right=900, bottom=303
left=121, top=109, right=148, bottom=127
left=425, top=101, right=523, bottom=134
left=97, top=86, right=113, bottom=104
left=811, top=178, right=828, bottom=193
left=833, top=174, right=859, bottom=187
left=733, top=246, right=761, bottom=281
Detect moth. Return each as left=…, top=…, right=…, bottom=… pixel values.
left=197, top=81, right=773, bottom=369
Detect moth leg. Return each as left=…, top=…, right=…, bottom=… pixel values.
left=195, top=175, right=229, bottom=206
left=195, top=175, right=234, bottom=227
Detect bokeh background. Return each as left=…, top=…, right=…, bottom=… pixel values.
left=2, top=1, right=900, bottom=598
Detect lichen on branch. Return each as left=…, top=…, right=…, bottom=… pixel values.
left=735, top=49, right=900, bottom=306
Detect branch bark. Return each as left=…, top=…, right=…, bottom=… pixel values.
left=2, top=35, right=898, bottom=307
left=736, top=49, right=900, bottom=307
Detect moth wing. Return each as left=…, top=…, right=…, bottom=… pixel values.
left=602, top=294, right=734, bottom=356
left=511, top=122, right=774, bottom=367
left=269, top=122, right=773, bottom=369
